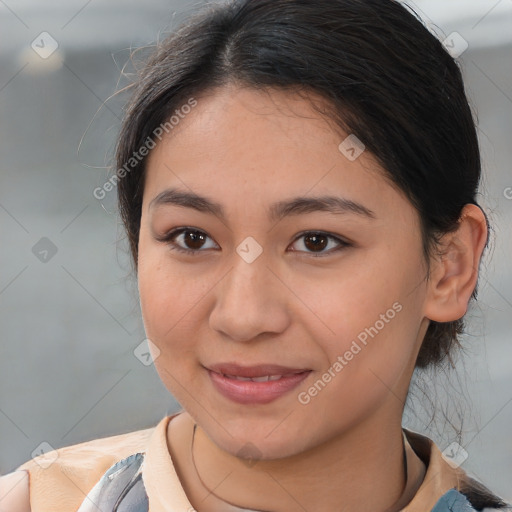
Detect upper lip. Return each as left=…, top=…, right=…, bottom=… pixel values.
left=207, top=363, right=310, bottom=378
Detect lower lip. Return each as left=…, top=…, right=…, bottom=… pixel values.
left=207, top=369, right=311, bottom=405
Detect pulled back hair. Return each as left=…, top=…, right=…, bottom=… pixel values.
left=116, top=0, right=489, bottom=372
left=116, top=2, right=482, bottom=374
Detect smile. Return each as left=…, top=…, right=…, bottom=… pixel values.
left=206, top=363, right=312, bottom=404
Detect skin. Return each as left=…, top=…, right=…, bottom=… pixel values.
left=137, top=84, right=488, bottom=512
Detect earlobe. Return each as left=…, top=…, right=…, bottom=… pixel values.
left=424, top=204, right=488, bottom=323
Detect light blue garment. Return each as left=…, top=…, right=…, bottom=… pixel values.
left=76, top=453, right=147, bottom=512
left=432, top=488, right=479, bottom=512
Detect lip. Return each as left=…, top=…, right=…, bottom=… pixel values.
left=206, top=363, right=311, bottom=405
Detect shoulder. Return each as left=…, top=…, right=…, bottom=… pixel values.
left=428, top=486, right=510, bottom=512
left=460, top=476, right=512, bottom=511
left=403, top=429, right=510, bottom=512
left=16, top=423, right=156, bottom=473
left=0, top=470, right=31, bottom=512
left=13, top=422, right=158, bottom=512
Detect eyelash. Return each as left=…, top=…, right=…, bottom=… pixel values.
left=155, top=228, right=352, bottom=258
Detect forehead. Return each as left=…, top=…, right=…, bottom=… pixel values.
left=142, top=85, right=407, bottom=222
left=152, top=85, right=345, bottom=159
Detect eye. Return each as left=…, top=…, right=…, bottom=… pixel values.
left=156, top=227, right=218, bottom=255
left=289, top=231, right=351, bottom=257
left=156, top=228, right=351, bottom=258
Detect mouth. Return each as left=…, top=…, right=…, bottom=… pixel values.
left=219, top=374, right=287, bottom=382
left=208, top=362, right=310, bottom=378
left=205, top=363, right=312, bottom=404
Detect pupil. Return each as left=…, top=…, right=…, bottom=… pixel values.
left=185, top=230, right=205, bottom=249
left=305, top=234, right=327, bottom=251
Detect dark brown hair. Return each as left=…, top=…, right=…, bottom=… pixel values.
left=116, top=0, right=486, bottom=371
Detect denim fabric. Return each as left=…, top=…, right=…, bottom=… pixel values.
left=431, top=489, right=478, bottom=512
left=76, top=452, right=148, bottom=512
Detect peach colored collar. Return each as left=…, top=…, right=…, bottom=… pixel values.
left=142, top=414, right=466, bottom=512
left=142, top=414, right=193, bottom=511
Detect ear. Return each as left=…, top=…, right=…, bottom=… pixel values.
left=424, top=204, right=488, bottom=322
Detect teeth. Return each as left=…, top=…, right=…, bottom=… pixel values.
left=223, top=374, right=283, bottom=382
left=251, top=376, right=272, bottom=382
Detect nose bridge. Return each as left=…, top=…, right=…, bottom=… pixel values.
left=209, top=246, right=288, bottom=341
left=224, top=234, right=272, bottom=300
left=222, top=247, right=273, bottom=313
left=231, top=250, right=269, bottom=297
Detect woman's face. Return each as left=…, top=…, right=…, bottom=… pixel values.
left=138, top=85, right=431, bottom=458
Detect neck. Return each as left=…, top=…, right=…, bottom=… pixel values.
left=179, top=410, right=413, bottom=512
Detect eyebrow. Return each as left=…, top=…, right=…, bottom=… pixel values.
left=148, top=188, right=376, bottom=222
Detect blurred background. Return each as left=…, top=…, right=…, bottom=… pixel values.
left=1, top=0, right=511, bottom=500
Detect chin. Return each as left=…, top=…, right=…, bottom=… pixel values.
left=204, top=415, right=314, bottom=461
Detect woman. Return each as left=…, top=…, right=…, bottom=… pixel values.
left=2, top=0, right=510, bottom=510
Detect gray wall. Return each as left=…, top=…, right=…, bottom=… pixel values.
left=1, top=0, right=511, bottom=501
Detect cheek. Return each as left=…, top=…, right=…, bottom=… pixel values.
left=298, top=249, right=422, bottom=353
left=139, top=264, right=198, bottom=349
left=298, top=250, right=425, bottom=402
left=138, top=234, right=189, bottom=354
left=137, top=256, right=203, bottom=403
left=137, top=233, right=222, bottom=398
left=138, top=225, right=197, bottom=331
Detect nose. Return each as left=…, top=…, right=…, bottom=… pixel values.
left=208, top=254, right=290, bottom=343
